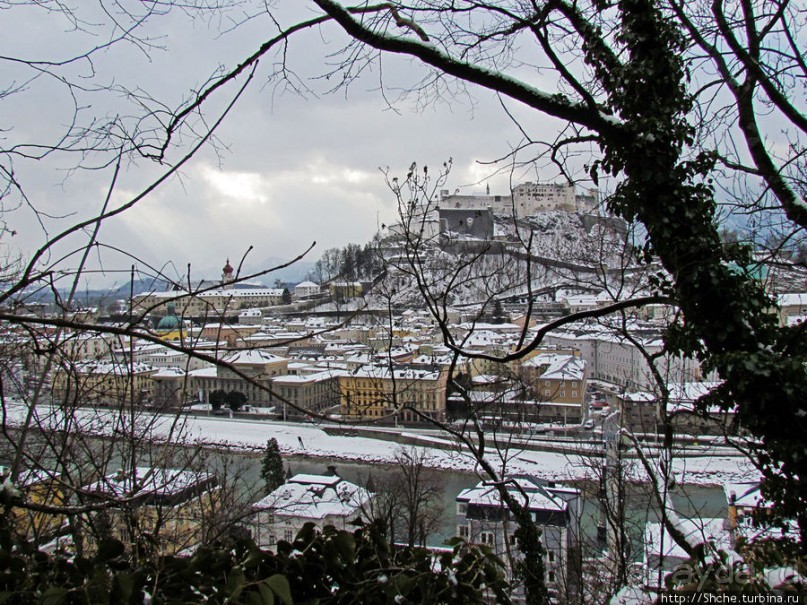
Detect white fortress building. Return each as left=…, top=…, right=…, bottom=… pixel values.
left=439, top=182, right=598, bottom=216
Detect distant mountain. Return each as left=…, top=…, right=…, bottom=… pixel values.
left=98, top=257, right=317, bottom=300
left=106, top=278, right=172, bottom=298
left=16, top=277, right=173, bottom=308
left=14, top=256, right=317, bottom=309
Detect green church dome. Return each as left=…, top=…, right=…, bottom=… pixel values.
left=157, top=303, right=182, bottom=331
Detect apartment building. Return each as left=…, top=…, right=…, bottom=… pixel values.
left=456, top=476, right=581, bottom=602
left=338, top=364, right=447, bottom=424
left=51, top=360, right=156, bottom=406
left=271, top=369, right=345, bottom=416
left=192, top=350, right=289, bottom=407
left=83, top=467, right=219, bottom=556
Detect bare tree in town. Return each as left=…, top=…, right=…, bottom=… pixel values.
left=364, top=446, right=444, bottom=549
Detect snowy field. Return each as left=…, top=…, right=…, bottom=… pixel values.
left=4, top=403, right=758, bottom=487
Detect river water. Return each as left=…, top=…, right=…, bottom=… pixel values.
left=1, top=427, right=729, bottom=559
left=272, top=455, right=728, bottom=557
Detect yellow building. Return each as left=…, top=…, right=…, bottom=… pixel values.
left=0, top=467, right=65, bottom=544
left=51, top=360, right=157, bottom=406
left=83, top=467, right=219, bottom=555
left=338, top=364, right=447, bottom=423
left=153, top=302, right=188, bottom=342
left=520, top=353, right=587, bottom=405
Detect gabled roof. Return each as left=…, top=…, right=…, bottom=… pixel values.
left=221, top=350, right=287, bottom=366
left=252, top=473, right=371, bottom=520
left=67, top=360, right=155, bottom=375
left=83, top=467, right=216, bottom=505
left=644, top=517, right=729, bottom=561
left=457, top=476, right=571, bottom=514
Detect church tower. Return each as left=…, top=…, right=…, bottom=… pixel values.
left=222, top=258, right=235, bottom=289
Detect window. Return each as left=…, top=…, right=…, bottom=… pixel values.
left=480, top=531, right=495, bottom=545
left=509, top=534, right=517, bottom=546
left=458, top=525, right=469, bottom=538
left=548, top=551, right=555, bottom=563
left=457, top=503, right=467, bottom=515
left=548, top=571, right=556, bottom=583
left=283, top=529, right=294, bottom=542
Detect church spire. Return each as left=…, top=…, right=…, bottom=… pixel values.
left=222, top=258, right=235, bottom=287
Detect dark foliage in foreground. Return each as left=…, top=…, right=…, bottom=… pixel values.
left=0, top=520, right=510, bottom=605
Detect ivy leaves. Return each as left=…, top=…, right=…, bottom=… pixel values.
left=0, top=521, right=509, bottom=604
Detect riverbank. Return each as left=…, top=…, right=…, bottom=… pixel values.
left=178, top=412, right=757, bottom=488
left=5, top=403, right=759, bottom=488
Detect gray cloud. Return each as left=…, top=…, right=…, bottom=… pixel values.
left=2, top=2, right=564, bottom=287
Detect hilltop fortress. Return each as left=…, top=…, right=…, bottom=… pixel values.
left=387, top=181, right=605, bottom=243
left=439, top=181, right=598, bottom=216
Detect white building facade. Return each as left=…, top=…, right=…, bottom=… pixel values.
left=456, top=476, right=581, bottom=602
left=250, top=474, right=371, bottom=549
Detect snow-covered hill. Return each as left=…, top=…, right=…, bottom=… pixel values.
left=370, top=211, right=641, bottom=309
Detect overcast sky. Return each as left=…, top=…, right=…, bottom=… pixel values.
left=1, top=2, right=577, bottom=289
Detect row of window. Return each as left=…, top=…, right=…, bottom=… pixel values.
left=542, top=389, right=579, bottom=398
left=455, top=525, right=558, bottom=566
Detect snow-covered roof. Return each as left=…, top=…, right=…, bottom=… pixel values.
left=668, top=381, right=721, bottom=403
left=0, top=466, right=59, bottom=487
left=239, top=308, right=262, bottom=317
left=622, top=391, right=656, bottom=402
left=189, top=367, right=217, bottom=378
left=272, top=369, right=346, bottom=384
left=457, top=476, right=571, bottom=514
left=150, top=367, right=187, bottom=378
left=561, top=295, right=600, bottom=306
left=644, top=517, right=730, bottom=561
left=410, top=354, right=461, bottom=367
left=622, top=382, right=727, bottom=413
left=252, top=473, right=371, bottom=520
left=523, top=353, right=587, bottom=381
left=221, top=350, right=287, bottom=366
left=778, top=292, right=807, bottom=307
left=66, top=360, right=155, bottom=375
left=83, top=467, right=215, bottom=502
left=349, top=364, right=443, bottom=381
left=456, top=322, right=521, bottom=332
left=725, top=481, right=770, bottom=509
